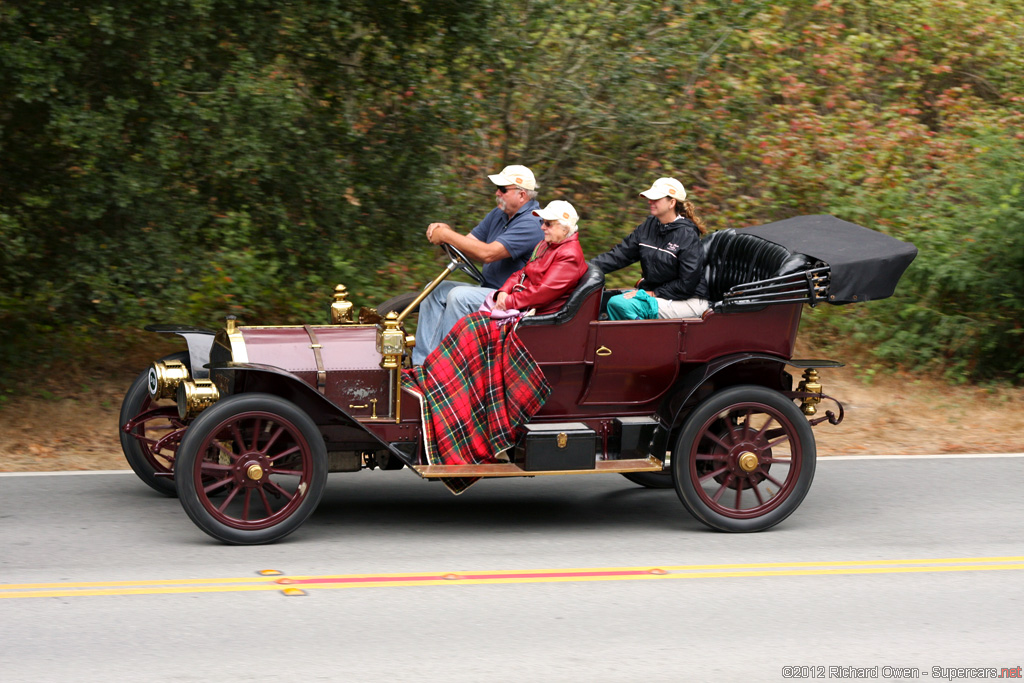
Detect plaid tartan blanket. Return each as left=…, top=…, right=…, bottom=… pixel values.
left=402, top=311, right=551, bottom=493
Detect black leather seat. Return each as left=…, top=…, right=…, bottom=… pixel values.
left=702, top=229, right=812, bottom=307
left=520, top=264, right=605, bottom=326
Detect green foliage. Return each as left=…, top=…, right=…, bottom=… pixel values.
left=1, top=0, right=1023, bottom=383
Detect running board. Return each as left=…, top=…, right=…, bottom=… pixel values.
left=413, top=456, right=664, bottom=479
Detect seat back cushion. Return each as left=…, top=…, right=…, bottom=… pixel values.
left=522, top=263, right=605, bottom=326
left=702, top=228, right=812, bottom=303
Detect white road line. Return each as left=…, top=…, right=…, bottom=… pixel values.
left=0, top=470, right=134, bottom=477
left=2, top=453, right=1024, bottom=478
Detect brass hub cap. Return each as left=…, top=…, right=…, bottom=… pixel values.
left=738, top=452, right=759, bottom=473
left=246, top=464, right=264, bottom=481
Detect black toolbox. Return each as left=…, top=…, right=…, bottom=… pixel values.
left=614, top=416, right=660, bottom=460
left=516, top=422, right=597, bottom=471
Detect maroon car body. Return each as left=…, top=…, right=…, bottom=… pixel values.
left=119, top=215, right=917, bottom=544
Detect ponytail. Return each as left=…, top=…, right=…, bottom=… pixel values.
left=679, top=200, right=708, bottom=236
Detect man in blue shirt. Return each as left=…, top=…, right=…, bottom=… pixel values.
left=413, top=164, right=543, bottom=365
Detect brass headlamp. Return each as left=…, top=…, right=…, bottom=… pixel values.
left=148, top=359, right=190, bottom=400
left=176, top=379, right=221, bottom=420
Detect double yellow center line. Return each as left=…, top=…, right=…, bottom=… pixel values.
left=4, top=556, right=1023, bottom=600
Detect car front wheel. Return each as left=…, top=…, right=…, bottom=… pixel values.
left=673, top=385, right=816, bottom=532
left=119, top=351, right=190, bottom=496
left=175, top=393, right=328, bottom=545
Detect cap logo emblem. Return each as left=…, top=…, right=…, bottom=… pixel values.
left=668, top=188, right=676, bottom=195
left=562, top=212, right=570, bottom=219
left=515, top=177, right=524, bottom=184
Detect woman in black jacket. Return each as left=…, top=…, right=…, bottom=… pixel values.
left=591, top=177, right=710, bottom=319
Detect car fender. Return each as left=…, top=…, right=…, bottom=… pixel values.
left=206, top=361, right=416, bottom=466
left=651, top=353, right=795, bottom=456
left=145, top=324, right=216, bottom=379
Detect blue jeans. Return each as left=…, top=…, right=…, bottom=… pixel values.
left=412, top=281, right=495, bottom=365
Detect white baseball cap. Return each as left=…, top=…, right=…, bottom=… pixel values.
left=532, top=200, right=579, bottom=235
left=639, top=177, right=687, bottom=201
left=488, top=165, right=537, bottom=191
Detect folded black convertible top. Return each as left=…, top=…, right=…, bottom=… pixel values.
left=742, top=214, right=918, bottom=304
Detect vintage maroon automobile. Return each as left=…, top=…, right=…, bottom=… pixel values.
left=119, top=215, right=916, bottom=544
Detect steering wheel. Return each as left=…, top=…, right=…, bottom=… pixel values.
left=442, top=242, right=485, bottom=285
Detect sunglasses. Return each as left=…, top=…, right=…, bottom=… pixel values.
left=497, top=185, right=521, bottom=194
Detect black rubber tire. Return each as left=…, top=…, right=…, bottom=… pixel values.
left=377, top=291, right=420, bottom=317
left=621, top=472, right=674, bottom=489
left=118, top=351, right=189, bottom=496
left=175, top=393, right=328, bottom=545
left=673, top=384, right=816, bottom=532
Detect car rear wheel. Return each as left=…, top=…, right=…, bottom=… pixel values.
left=673, top=385, right=815, bottom=532
left=175, top=393, right=328, bottom=545
left=119, top=351, right=190, bottom=496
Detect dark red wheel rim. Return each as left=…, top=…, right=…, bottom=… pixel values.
left=191, top=411, right=315, bottom=530
left=123, top=396, right=187, bottom=475
left=688, top=401, right=804, bottom=519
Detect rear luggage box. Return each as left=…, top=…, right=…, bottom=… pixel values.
left=613, top=416, right=660, bottom=460
left=516, top=422, right=597, bottom=471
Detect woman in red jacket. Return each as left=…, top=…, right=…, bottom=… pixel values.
left=403, top=200, right=586, bottom=479
left=493, top=200, right=587, bottom=315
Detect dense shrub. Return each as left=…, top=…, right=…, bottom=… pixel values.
left=1, top=0, right=1022, bottom=382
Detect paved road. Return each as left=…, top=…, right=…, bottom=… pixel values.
left=2, top=455, right=1023, bottom=682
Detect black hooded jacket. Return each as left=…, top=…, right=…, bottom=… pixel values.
left=591, top=215, right=709, bottom=301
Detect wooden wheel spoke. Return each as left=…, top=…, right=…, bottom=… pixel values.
left=261, top=425, right=285, bottom=455
left=734, top=477, right=744, bottom=509
left=242, top=488, right=252, bottom=520
left=766, top=433, right=792, bottom=450
left=765, top=472, right=787, bottom=488
left=739, top=409, right=755, bottom=440
left=267, top=467, right=304, bottom=477
left=230, top=423, right=246, bottom=453
left=695, top=451, right=729, bottom=462
left=754, top=415, right=777, bottom=441
left=711, top=476, right=731, bottom=503
left=751, top=483, right=765, bottom=506
left=250, top=418, right=262, bottom=452
left=259, top=487, right=274, bottom=516
left=698, top=465, right=729, bottom=483
left=213, top=440, right=237, bottom=461
left=264, top=479, right=295, bottom=502
left=705, top=432, right=732, bottom=451
left=217, top=484, right=241, bottom=512
left=202, top=474, right=233, bottom=495
left=267, top=444, right=301, bottom=463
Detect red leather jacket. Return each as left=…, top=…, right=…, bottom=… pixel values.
left=497, top=234, right=587, bottom=314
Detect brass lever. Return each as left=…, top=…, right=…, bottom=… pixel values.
left=349, top=398, right=379, bottom=419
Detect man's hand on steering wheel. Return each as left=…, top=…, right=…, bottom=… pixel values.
left=426, top=222, right=451, bottom=244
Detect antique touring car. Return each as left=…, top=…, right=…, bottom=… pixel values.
left=119, top=215, right=917, bottom=544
